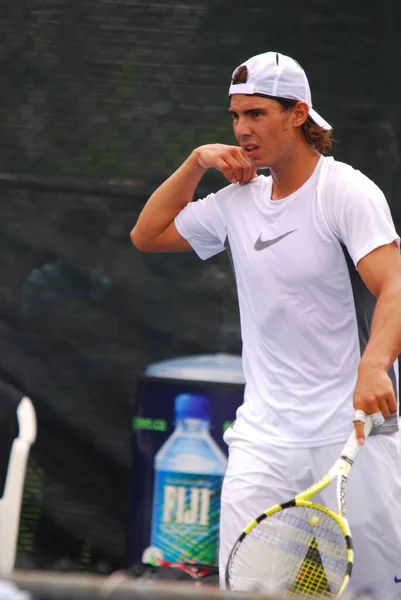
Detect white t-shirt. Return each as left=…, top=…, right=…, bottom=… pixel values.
left=175, top=156, right=400, bottom=447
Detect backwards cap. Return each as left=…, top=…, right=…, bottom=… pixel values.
left=229, top=52, right=331, bottom=131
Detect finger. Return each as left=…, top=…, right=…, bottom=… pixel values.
left=371, top=412, right=385, bottom=427
left=354, top=394, right=381, bottom=417
left=236, top=152, right=256, bottom=183
left=377, top=397, right=392, bottom=420
left=353, top=419, right=366, bottom=445
left=227, top=156, right=249, bottom=184
left=240, top=153, right=258, bottom=181
left=215, top=158, right=243, bottom=184
left=376, top=389, right=397, bottom=418
left=226, top=148, right=253, bottom=182
left=238, top=162, right=254, bottom=184
left=227, top=153, right=253, bottom=184
left=387, top=392, right=397, bottom=415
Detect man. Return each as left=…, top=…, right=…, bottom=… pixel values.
left=131, top=51, right=401, bottom=596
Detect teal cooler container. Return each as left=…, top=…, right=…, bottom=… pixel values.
left=126, top=353, right=245, bottom=567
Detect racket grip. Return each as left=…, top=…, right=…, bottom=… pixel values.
left=341, top=415, right=373, bottom=463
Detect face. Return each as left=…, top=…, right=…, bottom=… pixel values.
left=228, top=95, right=304, bottom=169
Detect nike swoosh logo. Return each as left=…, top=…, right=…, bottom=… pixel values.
left=254, top=229, right=298, bottom=251
left=394, top=576, right=401, bottom=583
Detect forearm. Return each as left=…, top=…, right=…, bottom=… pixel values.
left=131, top=151, right=205, bottom=246
left=359, top=275, right=401, bottom=371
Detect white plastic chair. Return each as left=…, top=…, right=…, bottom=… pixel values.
left=0, top=396, right=36, bottom=574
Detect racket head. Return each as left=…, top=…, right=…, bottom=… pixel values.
left=226, top=500, right=353, bottom=598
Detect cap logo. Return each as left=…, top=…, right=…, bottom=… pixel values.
left=232, top=65, right=248, bottom=85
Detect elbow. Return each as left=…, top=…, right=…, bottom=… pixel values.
left=130, top=227, right=153, bottom=252
left=130, top=227, right=145, bottom=251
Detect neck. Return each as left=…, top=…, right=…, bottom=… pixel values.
left=269, top=144, right=321, bottom=200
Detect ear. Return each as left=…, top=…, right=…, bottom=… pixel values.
left=291, top=101, right=309, bottom=128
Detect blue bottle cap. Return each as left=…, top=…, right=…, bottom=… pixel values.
left=175, top=393, right=211, bottom=420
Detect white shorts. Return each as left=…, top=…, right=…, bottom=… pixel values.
left=220, top=426, right=401, bottom=598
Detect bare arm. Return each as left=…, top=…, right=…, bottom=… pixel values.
left=353, top=242, right=401, bottom=440
left=359, top=242, right=401, bottom=370
left=130, top=144, right=256, bottom=252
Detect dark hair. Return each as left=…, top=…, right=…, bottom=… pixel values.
left=231, top=65, right=333, bottom=154
left=274, top=97, right=333, bottom=154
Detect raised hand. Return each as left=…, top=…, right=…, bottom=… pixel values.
left=193, top=144, right=257, bottom=185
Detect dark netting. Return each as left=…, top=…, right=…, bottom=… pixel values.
left=0, top=0, right=400, bottom=573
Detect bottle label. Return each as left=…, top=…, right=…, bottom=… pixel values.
left=150, top=470, right=223, bottom=565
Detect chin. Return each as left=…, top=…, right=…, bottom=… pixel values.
left=253, top=158, right=270, bottom=169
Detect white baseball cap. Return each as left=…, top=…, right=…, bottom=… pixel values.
left=229, top=51, right=332, bottom=131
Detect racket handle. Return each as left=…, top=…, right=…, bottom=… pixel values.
left=341, top=415, right=373, bottom=463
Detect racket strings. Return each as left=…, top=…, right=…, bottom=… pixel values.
left=228, top=506, right=349, bottom=598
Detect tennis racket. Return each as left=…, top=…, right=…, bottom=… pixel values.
left=226, top=417, right=373, bottom=598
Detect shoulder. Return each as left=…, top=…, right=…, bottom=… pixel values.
left=322, top=156, right=386, bottom=202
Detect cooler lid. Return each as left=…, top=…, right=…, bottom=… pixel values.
left=145, top=353, right=245, bottom=384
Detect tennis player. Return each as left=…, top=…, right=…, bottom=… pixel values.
left=131, top=51, right=401, bottom=597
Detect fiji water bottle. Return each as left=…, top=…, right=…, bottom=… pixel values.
left=147, top=393, right=227, bottom=565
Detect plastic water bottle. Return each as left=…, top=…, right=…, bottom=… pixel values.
left=147, top=393, right=227, bottom=565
